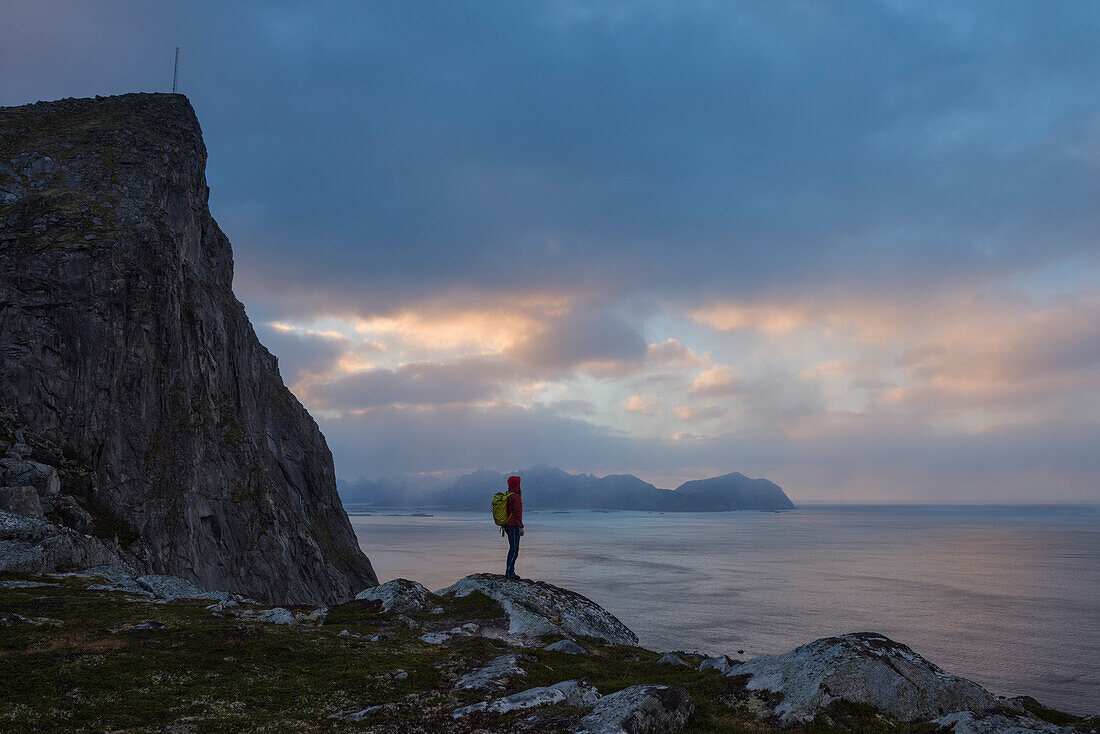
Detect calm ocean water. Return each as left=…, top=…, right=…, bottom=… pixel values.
left=349, top=505, right=1099, bottom=714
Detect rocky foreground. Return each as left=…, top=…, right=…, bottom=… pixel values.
left=1, top=566, right=1094, bottom=733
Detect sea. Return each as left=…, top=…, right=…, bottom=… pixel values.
left=348, top=504, right=1100, bottom=714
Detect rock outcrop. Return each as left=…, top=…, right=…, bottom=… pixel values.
left=699, top=654, right=735, bottom=673
left=932, top=710, right=1077, bottom=734
left=575, top=684, right=694, bottom=734
left=453, top=653, right=526, bottom=691
left=355, top=578, right=437, bottom=614
left=729, top=632, right=1005, bottom=725
left=0, top=509, right=123, bottom=574
left=436, top=573, right=639, bottom=645
left=0, top=94, right=376, bottom=604
left=451, top=679, right=602, bottom=718
left=2, top=572, right=1088, bottom=732
left=543, top=638, right=586, bottom=654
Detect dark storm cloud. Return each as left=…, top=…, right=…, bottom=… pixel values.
left=5, top=1, right=1097, bottom=316
left=303, top=358, right=515, bottom=410
left=322, top=403, right=638, bottom=479
left=506, top=311, right=647, bottom=371
left=253, top=323, right=353, bottom=385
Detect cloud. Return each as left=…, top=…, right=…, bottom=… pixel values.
left=689, top=365, right=745, bottom=398
left=506, top=310, right=647, bottom=374
left=301, top=358, right=517, bottom=410
left=623, top=394, right=662, bottom=415
left=321, top=402, right=647, bottom=479
left=882, top=292, right=1100, bottom=412
left=674, top=405, right=727, bottom=423
left=255, top=321, right=355, bottom=385
left=7, top=0, right=1091, bottom=323
left=4, top=2, right=1100, bottom=500
left=647, top=338, right=704, bottom=368
left=690, top=303, right=812, bottom=336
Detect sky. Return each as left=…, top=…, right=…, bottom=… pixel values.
left=3, top=1, right=1099, bottom=501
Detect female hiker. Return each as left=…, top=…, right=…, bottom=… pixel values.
left=504, top=475, right=523, bottom=579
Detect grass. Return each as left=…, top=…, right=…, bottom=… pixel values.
left=0, top=575, right=1088, bottom=733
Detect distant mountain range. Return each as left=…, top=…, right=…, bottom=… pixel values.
left=338, top=465, right=795, bottom=512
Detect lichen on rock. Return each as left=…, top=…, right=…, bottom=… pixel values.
left=575, top=684, right=694, bottom=734
left=730, top=631, right=1006, bottom=725
left=436, top=573, right=638, bottom=645
left=355, top=578, right=438, bottom=614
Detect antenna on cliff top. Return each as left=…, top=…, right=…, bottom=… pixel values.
left=172, top=47, right=180, bottom=93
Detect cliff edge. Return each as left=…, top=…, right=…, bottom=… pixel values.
left=0, top=93, right=377, bottom=604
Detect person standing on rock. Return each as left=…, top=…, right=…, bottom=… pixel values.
left=504, top=475, right=524, bottom=579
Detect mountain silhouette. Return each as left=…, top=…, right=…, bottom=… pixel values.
left=339, top=465, right=794, bottom=511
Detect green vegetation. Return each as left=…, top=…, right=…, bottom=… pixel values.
left=1012, top=699, right=1089, bottom=727
left=0, top=93, right=196, bottom=166
left=0, top=94, right=195, bottom=259
left=0, top=576, right=1084, bottom=733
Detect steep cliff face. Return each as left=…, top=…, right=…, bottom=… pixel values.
left=0, top=93, right=377, bottom=604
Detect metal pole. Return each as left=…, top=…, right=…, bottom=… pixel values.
left=172, top=47, right=180, bottom=93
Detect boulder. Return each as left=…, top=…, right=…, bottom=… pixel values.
left=87, top=578, right=154, bottom=597
left=0, top=459, right=59, bottom=497
left=297, top=607, right=327, bottom=625
left=932, top=710, right=1076, bottom=733
left=452, top=679, right=601, bottom=718
left=0, top=509, right=52, bottom=542
left=0, top=510, right=124, bottom=574
left=729, top=632, right=1003, bottom=725
left=436, top=574, right=638, bottom=645
left=575, top=684, right=694, bottom=734
left=78, top=565, right=137, bottom=583
left=699, top=655, right=734, bottom=673
left=79, top=569, right=257, bottom=604
left=543, top=638, right=587, bottom=654
left=237, top=607, right=296, bottom=625
left=0, top=486, right=43, bottom=518
left=129, top=621, right=165, bottom=630
left=49, top=498, right=96, bottom=535
left=344, top=704, right=383, bottom=721
left=206, top=599, right=240, bottom=611
left=136, top=574, right=223, bottom=600
left=657, top=653, right=689, bottom=666
left=354, top=578, right=438, bottom=614
left=453, top=654, right=526, bottom=691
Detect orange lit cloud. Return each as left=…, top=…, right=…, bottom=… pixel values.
left=351, top=309, right=540, bottom=355
left=647, top=338, right=704, bottom=368
left=880, top=294, right=1100, bottom=412
left=624, top=394, right=663, bottom=415
left=674, top=404, right=727, bottom=422
left=689, top=303, right=812, bottom=335
left=689, top=365, right=745, bottom=398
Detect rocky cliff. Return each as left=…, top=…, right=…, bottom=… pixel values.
left=0, top=93, right=377, bottom=604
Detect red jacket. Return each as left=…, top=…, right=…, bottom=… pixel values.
left=505, top=475, right=523, bottom=527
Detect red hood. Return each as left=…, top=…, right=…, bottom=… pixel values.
left=507, top=475, right=521, bottom=493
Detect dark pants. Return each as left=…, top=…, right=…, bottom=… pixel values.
left=505, top=525, right=521, bottom=576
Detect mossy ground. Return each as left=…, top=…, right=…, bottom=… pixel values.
left=0, top=574, right=1082, bottom=733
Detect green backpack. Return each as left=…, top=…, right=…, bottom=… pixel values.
left=491, top=491, right=512, bottom=527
